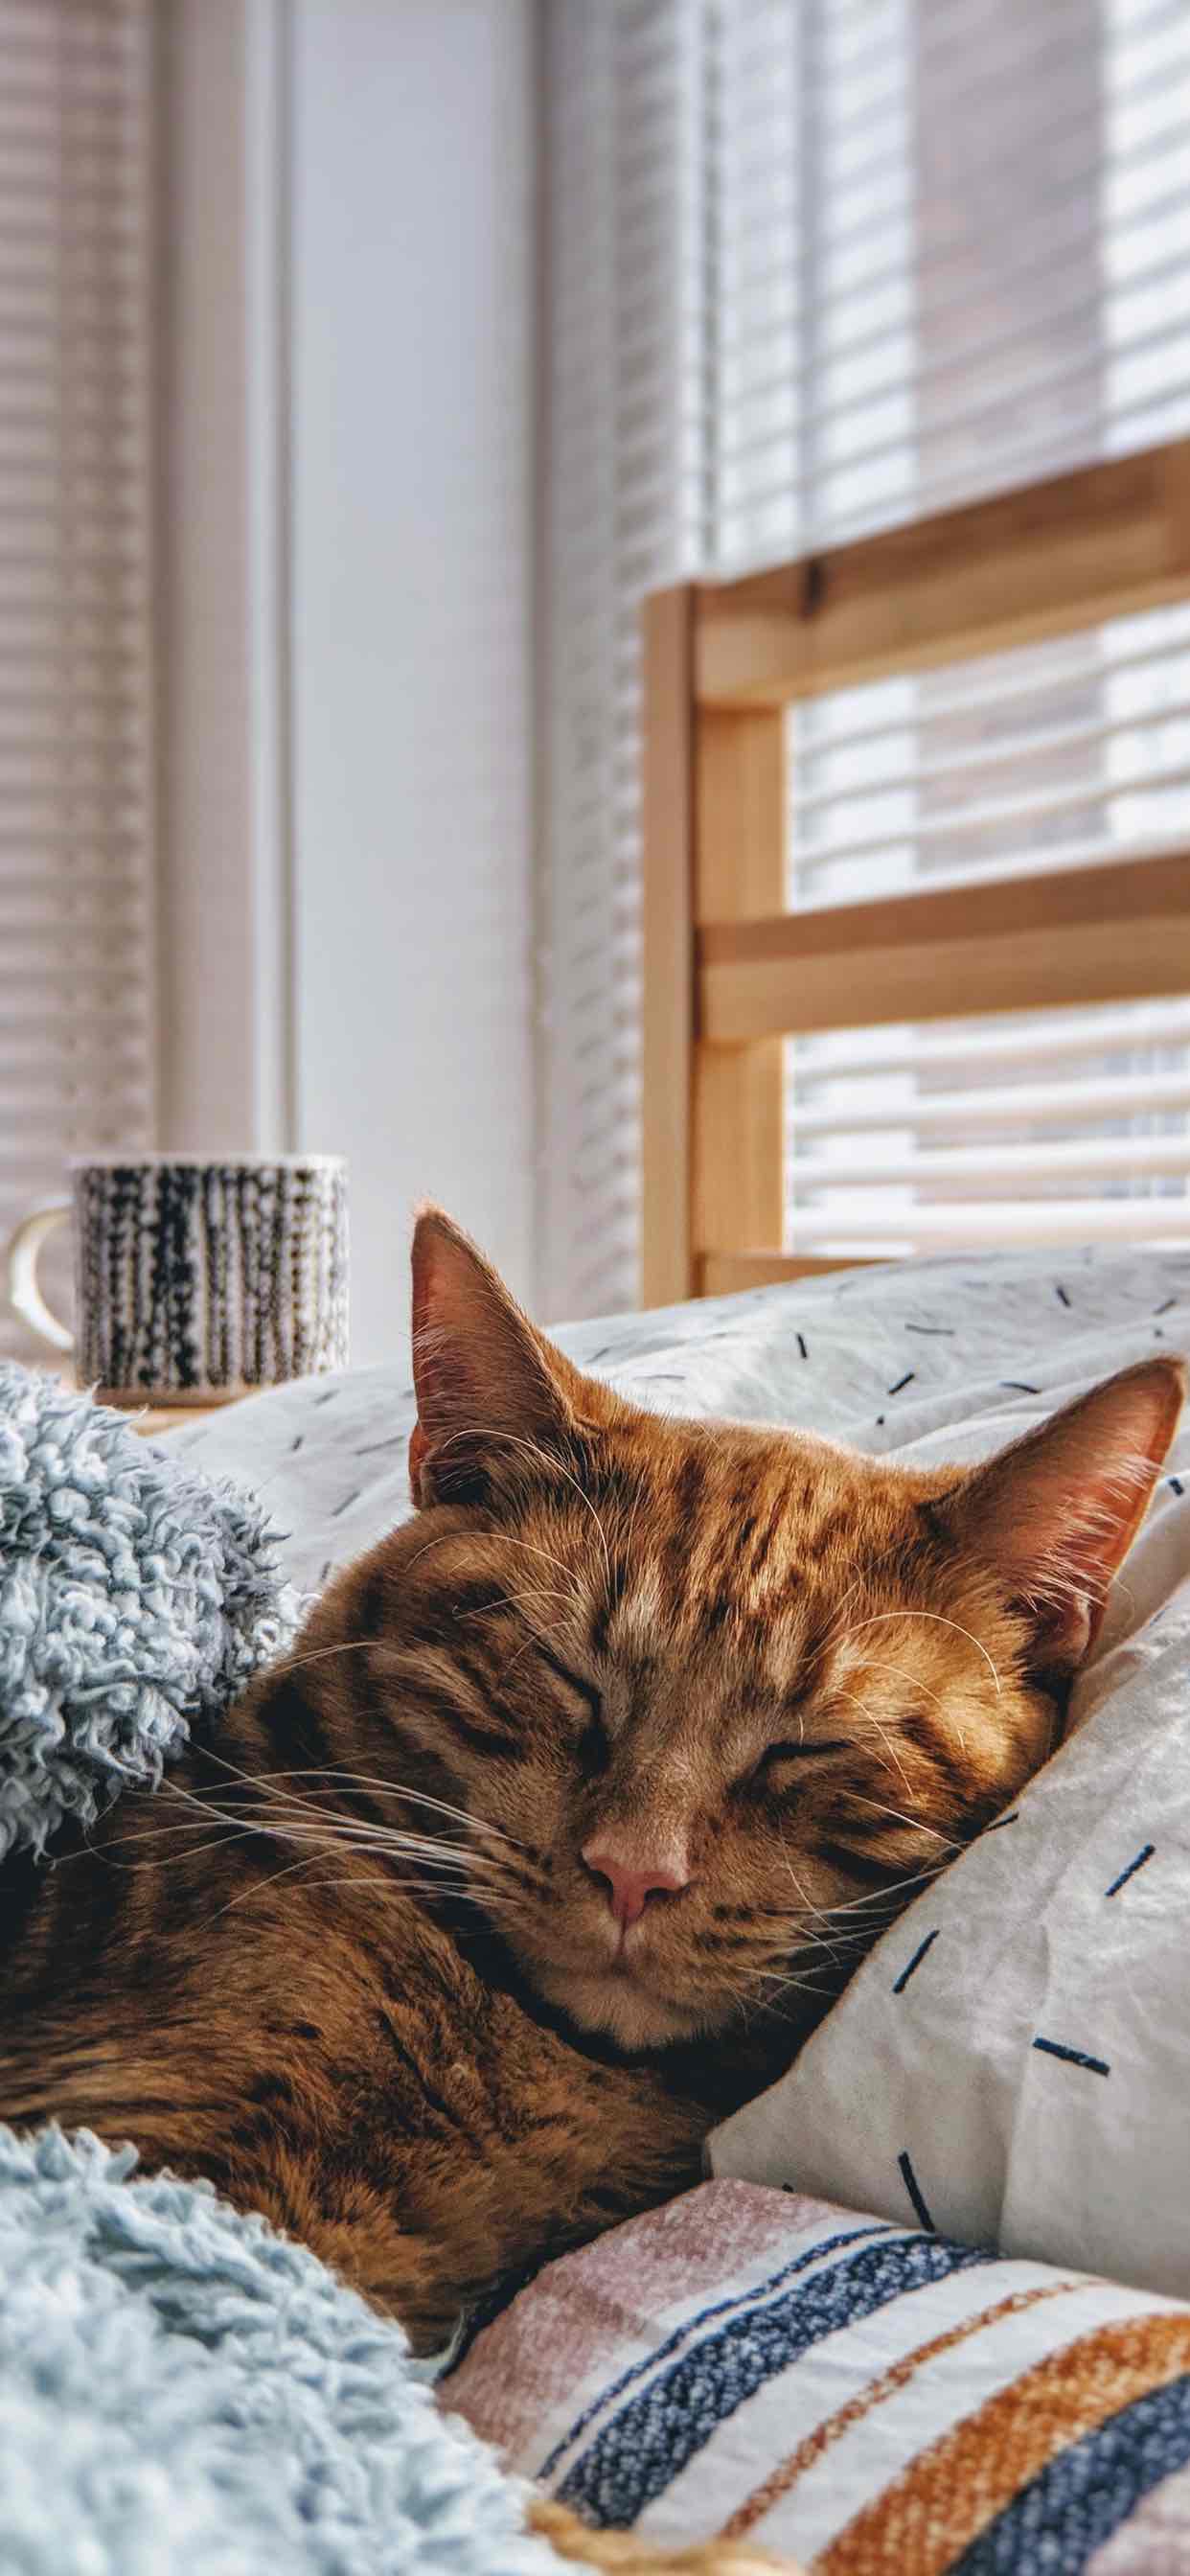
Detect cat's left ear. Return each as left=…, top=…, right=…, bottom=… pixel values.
left=940, top=1355, right=1185, bottom=1672
left=408, top=1206, right=600, bottom=1508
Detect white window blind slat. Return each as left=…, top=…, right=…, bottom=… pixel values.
left=796, top=699, right=1190, bottom=816
left=798, top=768, right=1190, bottom=878
left=795, top=1071, right=1190, bottom=1142
left=796, top=1001, right=1190, bottom=1084
left=785, top=1202, right=1190, bottom=1252
left=793, top=1137, right=1190, bottom=1196
left=0, top=0, right=155, bottom=1362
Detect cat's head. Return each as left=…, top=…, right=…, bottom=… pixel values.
left=362, top=1212, right=1184, bottom=2050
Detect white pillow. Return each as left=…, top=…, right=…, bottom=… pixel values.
left=167, top=1241, right=1190, bottom=1598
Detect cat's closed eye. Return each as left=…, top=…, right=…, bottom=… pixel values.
left=531, top=1643, right=609, bottom=1771
left=533, top=1641, right=602, bottom=1715
left=751, top=1736, right=851, bottom=1782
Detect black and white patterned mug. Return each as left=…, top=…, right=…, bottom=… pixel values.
left=6, top=1155, right=349, bottom=1404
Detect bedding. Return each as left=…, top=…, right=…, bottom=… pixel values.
left=0, top=2122, right=559, bottom=2576
left=9, top=1241, right=1190, bottom=2572
left=447, top=2176, right=1190, bottom=2572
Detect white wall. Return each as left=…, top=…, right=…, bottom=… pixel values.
left=288, top=0, right=538, bottom=1361
left=157, top=0, right=291, bottom=1157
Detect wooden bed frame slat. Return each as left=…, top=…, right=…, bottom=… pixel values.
left=641, top=588, right=697, bottom=1308
left=691, top=708, right=787, bottom=1268
left=699, top=850, right=1190, bottom=1043
left=695, top=710, right=787, bottom=922
left=696, top=439, right=1190, bottom=710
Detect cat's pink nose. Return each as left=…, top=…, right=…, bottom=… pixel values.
left=582, top=1838, right=691, bottom=1927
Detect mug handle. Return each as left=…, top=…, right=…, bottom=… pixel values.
left=6, top=1200, right=74, bottom=1353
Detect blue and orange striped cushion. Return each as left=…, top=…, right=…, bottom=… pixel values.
left=446, top=2180, right=1190, bottom=2572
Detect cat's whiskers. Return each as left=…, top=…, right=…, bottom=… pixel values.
left=808, top=1912, right=902, bottom=1947
left=835, top=1666, right=962, bottom=1776
left=759, top=1962, right=844, bottom=2002
left=78, top=1815, right=486, bottom=1900
left=861, top=1657, right=950, bottom=1715
left=156, top=1774, right=517, bottom=1889
left=228, top=1845, right=507, bottom=1913
left=194, top=1749, right=515, bottom=1864
left=844, top=1792, right=962, bottom=1848
left=206, top=1845, right=400, bottom=1923
left=456, top=1586, right=580, bottom=1622
left=491, top=1532, right=592, bottom=1592
left=831, top=1690, right=913, bottom=1793
left=402, top=1525, right=482, bottom=1580
left=206, top=1855, right=509, bottom=1927
left=494, top=1625, right=564, bottom=1690
left=777, top=1852, right=835, bottom=1942
left=68, top=1822, right=266, bottom=1872
left=199, top=1748, right=530, bottom=1851
left=202, top=1786, right=454, bottom=1857
left=296, top=1879, right=515, bottom=1911
left=818, top=1533, right=911, bottom=1657
left=267, top=1638, right=388, bottom=1681
left=763, top=1944, right=847, bottom=1991
left=741, top=1954, right=844, bottom=2019
left=811, top=1864, right=940, bottom=1921
left=90, top=1807, right=513, bottom=1892
left=837, top=1609, right=1003, bottom=1696
left=433, top=1423, right=613, bottom=1589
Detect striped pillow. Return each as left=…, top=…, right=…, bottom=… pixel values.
left=445, top=2180, right=1190, bottom=2571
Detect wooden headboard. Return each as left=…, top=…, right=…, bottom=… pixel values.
left=641, top=436, right=1190, bottom=1308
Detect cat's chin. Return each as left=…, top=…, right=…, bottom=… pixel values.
left=529, top=1959, right=727, bottom=2053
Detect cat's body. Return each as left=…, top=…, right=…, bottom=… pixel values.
left=0, top=1662, right=713, bottom=2351
left=0, top=1211, right=1182, bottom=2572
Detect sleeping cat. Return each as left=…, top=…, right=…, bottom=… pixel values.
left=0, top=1210, right=1182, bottom=2575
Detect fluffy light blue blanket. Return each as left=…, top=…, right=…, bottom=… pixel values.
left=0, top=1362, right=300, bottom=1861
left=0, top=1369, right=557, bottom=2576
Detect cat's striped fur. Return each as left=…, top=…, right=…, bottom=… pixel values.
left=0, top=1212, right=1181, bottom=2574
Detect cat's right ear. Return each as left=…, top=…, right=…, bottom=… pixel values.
left=409, top=1207, right=584, bottom=1508
left=939, top=1354, right=1185, bottom=1673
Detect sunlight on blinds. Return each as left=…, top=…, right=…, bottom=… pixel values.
left=542, top=0, right=1190, bottom=1314
left=788, top=995, right=1190, bottom=1254
left=787, top=602, right=1190, bottom=1258
left=0, top=0, right=156, bottom=1359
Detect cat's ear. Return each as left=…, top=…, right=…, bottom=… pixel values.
left=941, top=1356, right=1185, bottom=1672
left=408, top=1207, right=586, bottom=1507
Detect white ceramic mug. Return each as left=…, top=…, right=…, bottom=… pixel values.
left=6, top=1155, right=349, bottom=1404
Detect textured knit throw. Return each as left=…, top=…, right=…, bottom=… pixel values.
left=0, top=2125, right=556, bottom=2576
left=0, top=1362, right=301, bottom=1861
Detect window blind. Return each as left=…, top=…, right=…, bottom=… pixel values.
left=0, top=0, right=156, bottom=1361
left=540, top=0, right=1190, bottom=1315
left=788, top=601, right=1190, bottom=1254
